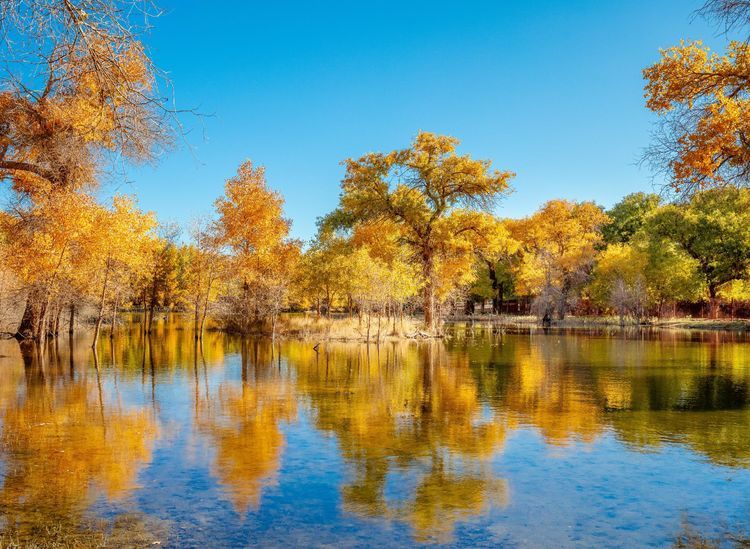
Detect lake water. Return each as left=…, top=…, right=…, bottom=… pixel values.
left=1, top=318, right=750, bottom=547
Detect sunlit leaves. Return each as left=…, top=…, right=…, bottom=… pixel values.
left=340, top=131, right=514, bottom=329
left=644, top=39, right=750, bottom=192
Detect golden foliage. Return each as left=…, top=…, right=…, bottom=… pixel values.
left=644, top=40, right=750, bottom=192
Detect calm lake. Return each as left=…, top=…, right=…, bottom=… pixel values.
left=1, top=318, right=750, bottom=547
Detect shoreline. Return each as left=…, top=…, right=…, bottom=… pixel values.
left=446, top=315, right=750, bottom=332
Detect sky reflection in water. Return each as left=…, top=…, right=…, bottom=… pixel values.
left=1, top=319, right=750, bottom=547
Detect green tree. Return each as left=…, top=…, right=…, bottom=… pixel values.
left=647, top=188, right=750, bottom=315
left=602, top=193, right=661, bottom=245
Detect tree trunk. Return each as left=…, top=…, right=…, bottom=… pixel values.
left=198, top=278, right=214, bottom=340
left=141, top=290, right=148, bottom=334
left=148, top=274, right=159, bottom=334
left=109, top=294, right=119, bottom=339
left=35, top=297, right=49, bottom=341
left=708, top=285, right=720, bottom=319
left=17, top=294, right=37, bottom=339
left=68, top=303, right=76, bottom=335
left=147, top=301, right=155, bottom=334
left=194, top=297, right=200, bottom=339
left=53, top=306, right=61, bottom=336
left=422, top=249, right=437, bottom=333
left=92, top=263, right=110, bottom=348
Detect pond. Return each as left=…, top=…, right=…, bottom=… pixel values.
left=1, top=317, right=750, bottom=547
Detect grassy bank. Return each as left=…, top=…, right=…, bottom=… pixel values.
left=279, top=315, right=431, bottom=342
left=448, top=314, right=750, bottom=332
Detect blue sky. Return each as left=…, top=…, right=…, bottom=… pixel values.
left=121, top=0, right=717, bottom=241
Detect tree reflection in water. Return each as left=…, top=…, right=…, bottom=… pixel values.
left=1, top=319, right=750, bottom=545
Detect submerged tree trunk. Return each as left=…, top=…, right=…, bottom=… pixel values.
left=17, top=295, right=37, bottom=339
left=34, top=297, right=49, bottom=341
left=147, top=274, right=159, bottom=334
left=193, top=297, right=200, bottom=339
left=92, top=261, right=111, bottom=348
left=109, top=294, right=119, bottom=339
left=53, top=306, right=61, bottom=337
left=200, top=293, right=210, bottom=340
left=68, top=303, right=76, bottom=335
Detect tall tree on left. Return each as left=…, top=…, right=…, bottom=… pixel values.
left=0, top=1, right=175, bottom=339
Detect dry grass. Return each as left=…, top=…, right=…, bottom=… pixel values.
left=448, top=314, right=750, bottom=332
left=0, top=513, right=170, bottom=548
left=280, top=314, right=425, bottom=342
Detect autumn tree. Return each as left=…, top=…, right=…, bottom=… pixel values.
left=643, top=1, right=750, bottom=194
left=0, top=1, right=177, bottom=339
left=0, top=0, right=173, bottom=194
left=350, top=220, right=421, bottom=330
left=1, top=190, right=96, bottom=338
left=0, top=0, right=172, bottom=192
left=590, top=240, right=703, bottom=322
left=593, top=193, right=705, bottom=320
left=214, top=160, right=301, bottom=335
left=184, top=218, right=224, bottom=339
left=75, top=195, right=156, bottom=346
left=338, top=132, right=514, bottom=332
left=510, top=200, right=609, bottom=320
left=297, top=217, right=420, bottom=340
left=462, top=215, right=518, bottom=315
left=298, top=226, right=353, bottom=317
left=131, top=224, right=184, bottom=334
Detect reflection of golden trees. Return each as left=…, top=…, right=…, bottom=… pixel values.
left=502, top=341, right=604, bottom=445
left=461, top=330, right=750, bottom=466
left=287, top=341, right=508, bottom=543
left=4, top=316, right=750, bottom=543
left=408, top=469, right=508, bottom=543
left=0, top=343, right=158, bottom=539
left=100, top=314, right=235, bottom=381
left=195, top=340, right=296, bottom=514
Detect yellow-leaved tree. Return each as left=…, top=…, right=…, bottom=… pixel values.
left=0, top=1, right=173, bottom=195
left=74, top=195, right=156, bottom=346
left=339, top=132, right=514, bottom=332
left=214, top=161, right=301, bottom=336
left=643, top=1, right=750, bottom=194
left=1, top=190, right=97, bottom=339
left=510, top=200, right=609, bottom=320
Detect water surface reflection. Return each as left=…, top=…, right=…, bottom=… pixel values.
left=0, top=320, right=749, bottom=546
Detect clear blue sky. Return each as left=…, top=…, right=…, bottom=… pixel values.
left=121, top=0, right=717, bottom=241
